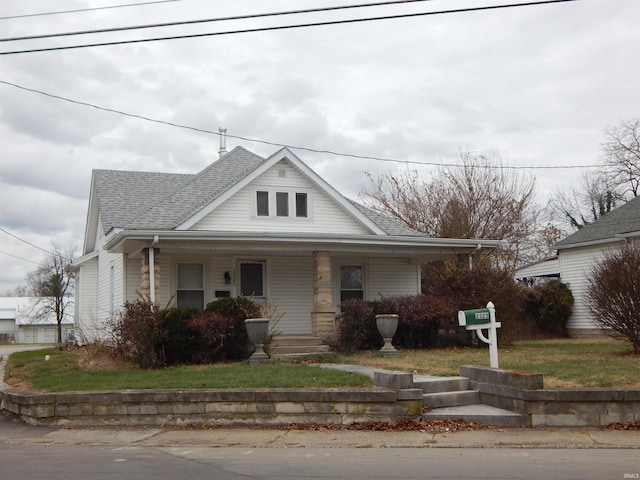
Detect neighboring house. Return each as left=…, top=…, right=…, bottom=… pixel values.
left=516, top=196, right=640, bottom=336
left=70, top=145, right=500, bottom=344
left=0, top=297, right=75, bottom=344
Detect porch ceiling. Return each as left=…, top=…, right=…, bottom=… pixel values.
left=105, top=230, right=500, bottom=263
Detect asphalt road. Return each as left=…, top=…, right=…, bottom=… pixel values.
left=1, top=413, right=638, bottom=480
left=0, top=442, right=637, bottom=480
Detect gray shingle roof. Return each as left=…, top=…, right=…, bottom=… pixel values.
left=349, top=201, right=426, bottom=236
left=94, top=146, right=265, bottom=232
left=92, top=146, right=424, bottom=236
left=554, top=195, right=640, bottom=248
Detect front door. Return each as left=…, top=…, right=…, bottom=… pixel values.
left=238, top=260, right=266, bottom=299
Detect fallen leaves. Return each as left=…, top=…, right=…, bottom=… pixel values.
left=255, top=418, right=495, bottom=433
left=604, top=420, right=640, bottom=430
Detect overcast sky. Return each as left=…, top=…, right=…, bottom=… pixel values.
left=0, top=0, right=639, bottom=293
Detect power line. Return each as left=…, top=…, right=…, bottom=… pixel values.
left=2, top=0, right=436, bottom=42
left=0, top=0, right=580, bottom=55
left=0, top=79, right=601, bottom=170
left=0, top=250, right=40, bottom=265
left=0, top=0, right=187, bottom=21
left=0, top=227, right=58, bottom=258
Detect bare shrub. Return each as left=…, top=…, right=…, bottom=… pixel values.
left=423, top=258, right=528, bottom=344
left=587, top=246, right=640, bottom=354
left=112, top=299, right=168, bottom=369
left=187, top=311, right=233, bottom=363
left=378, top=294, right=453, bottom=348
left=332, top=299, right=379, bottom=353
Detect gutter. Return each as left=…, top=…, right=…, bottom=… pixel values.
left=104, top=230, right=501, bottom=252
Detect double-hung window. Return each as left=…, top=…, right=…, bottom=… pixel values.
left=340, top=265, right=364, bottom=302
left=177, top=263, right=204, bottom=310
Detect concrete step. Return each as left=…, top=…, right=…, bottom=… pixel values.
left=413, top=375, right=470, bottom=393
left=270, top=352, right=331, bottom=362
left=423, top=404, right=529, bottom=427
left=422, top=390, right=480, bottom=408
left=270, top=336, right=324, bottom=347
left=269, top=344, right=330, bottom=355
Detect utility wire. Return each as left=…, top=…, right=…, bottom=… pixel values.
left=0, top=250, right=41, bottom=265
left=0, top=79, right=601, bottom=170
left=0, top=0, right=580, bottom=55
left=0, top=0, right=187, bottom=21
left=2, top=0, right=436, bottom=42
left=0, top=227, right=67, bottom=259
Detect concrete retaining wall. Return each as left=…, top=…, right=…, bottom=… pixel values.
left=460, top=365, right=640, bottom=427
left=1, top=387, right=424, bottom=427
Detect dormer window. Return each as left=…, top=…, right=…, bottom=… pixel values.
left=254, top=187, right=310, bottom=219
left=276, top=192, right=289, bottom=216
left=296, top=193, right=308, bottom=217
left=256, top=191, right=269, bottom=216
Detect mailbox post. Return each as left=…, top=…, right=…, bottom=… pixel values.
left=457, top=301, right=501, bottom=368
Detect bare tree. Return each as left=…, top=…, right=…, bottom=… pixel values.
left=548, top=171, right=624, bottom=230
left=362, top=151, right=542, bottom=270
left=586, top=245, right=640, bottom=354
left=26, top=245, right=75, bottom=343
left=601, top=118, right=640, bottom=198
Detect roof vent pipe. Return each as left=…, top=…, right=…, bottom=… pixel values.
left=218, top=127, right=227, bottom=158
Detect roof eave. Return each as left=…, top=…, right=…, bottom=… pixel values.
left=104, top=229, right=500, bottom=255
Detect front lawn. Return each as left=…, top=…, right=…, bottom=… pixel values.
left=334, top=338, right=640, bottom=388
left=2, top=348, right=372, bottom=392
left=3, top=338, right=638, bottom=391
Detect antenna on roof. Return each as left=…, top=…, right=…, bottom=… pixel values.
left=218, top=127, right=227, bottom=158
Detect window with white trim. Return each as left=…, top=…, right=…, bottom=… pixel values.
left=177, top=263, right=204, bottom=310
left=295, top=192, right=308, bottom=217
left=340, top=265, right=363, bottom=302
left=256, top=191, right=269, bottom=216
left=276, top=192, right=289, bottom=216
left=253, top=187, right=309, bottom=219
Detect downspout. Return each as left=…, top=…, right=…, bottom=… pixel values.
left=469, top=243, right=482, bottom=271
left=149, top=235, right=159, bottom=304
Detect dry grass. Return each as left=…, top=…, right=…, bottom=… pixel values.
left=333, top=338, right=640, bottom=389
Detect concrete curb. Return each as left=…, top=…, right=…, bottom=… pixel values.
left=7, top=426, right=640, bottom=449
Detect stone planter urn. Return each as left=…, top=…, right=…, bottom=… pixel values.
left=375, top=314, right=399, bottom=357
left=244, top=318, right=270, bottom=365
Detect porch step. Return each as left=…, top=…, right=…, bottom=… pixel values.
left=422, top=390, right=480, bottom=408
left=268, top=335, right=330, bottom=361
left=422, top=404, right=530, bottom=427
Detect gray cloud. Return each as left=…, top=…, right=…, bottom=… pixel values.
left=0, top=0, right=638, bottom=292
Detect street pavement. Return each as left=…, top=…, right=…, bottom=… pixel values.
left=1, top=345, right=639, bottom=449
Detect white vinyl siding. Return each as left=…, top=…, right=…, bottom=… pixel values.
left=210, top=255, right=235, bottom=301
left=368, top=258, right=421, bottom=298
left=75, top=257, right=99, bottom=342
left=96, top=251, right=124, bottom=322
left=191, top=161, right=370, bottom=235
left=268, top=256, right=313, bottom=335
left=559, top=242, right=622, bottom=331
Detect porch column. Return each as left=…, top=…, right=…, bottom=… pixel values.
left=140, top=248, right=160, bottom=303
left=311, top=251, right=336, bottom=339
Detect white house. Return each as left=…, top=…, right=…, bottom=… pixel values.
left=516, top=195, right=640, bottom=336
left=70, top=145, right=499, bottom=345
left=0, top=297, right=74, bottom=344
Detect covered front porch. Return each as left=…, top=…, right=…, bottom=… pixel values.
left=107, top=230, right=499, bottom=339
